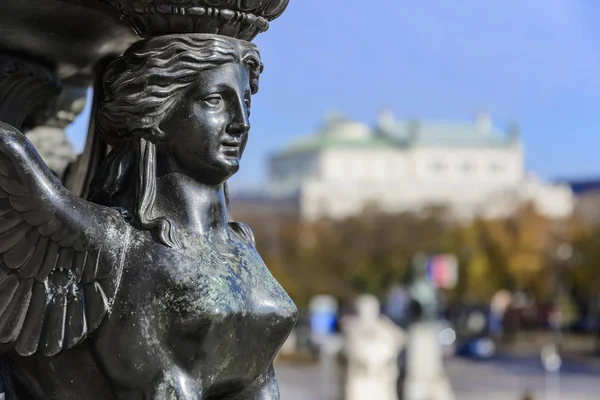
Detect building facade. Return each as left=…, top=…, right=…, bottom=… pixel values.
left=267, top=111, right=574, bottom=221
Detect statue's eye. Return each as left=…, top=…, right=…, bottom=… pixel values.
left=244, top=98, right=251, bottom=116
left=202, top=94, right=223, bottom=107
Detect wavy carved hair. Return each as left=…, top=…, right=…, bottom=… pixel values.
left=89, top=34, right=263, bottom=248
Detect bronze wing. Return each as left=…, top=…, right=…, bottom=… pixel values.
left=0, top=122, right=131, bottom=357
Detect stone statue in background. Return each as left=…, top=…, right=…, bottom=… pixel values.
left=404, top=256, right=454, bottom=400
left=0, top=1, right=297, bottom=399
left=24, top=84, right=85, bottom=179
left=408, top=254, right=442, bottom=323
left=343, top=295, right=405, bottom=400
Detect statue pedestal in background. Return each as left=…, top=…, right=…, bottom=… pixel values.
left=25, top=125, right=76, bottom=177
left=403, top=255, right=455, bottom=400
left=404, top=322, right=454, bottom=400
left=343, top=295, right=405, bottom=400
left=24, top=83, right=85, bottom=179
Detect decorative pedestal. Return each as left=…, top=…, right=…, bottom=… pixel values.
left=403, top=322, right=455, bottom=400
left=343, top=295, right=405, bottom=400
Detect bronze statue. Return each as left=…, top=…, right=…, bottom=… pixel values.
left=0, top=2, right=297, bottom=398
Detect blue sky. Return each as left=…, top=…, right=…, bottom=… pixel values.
left=67, top=0, right=600, bottom=188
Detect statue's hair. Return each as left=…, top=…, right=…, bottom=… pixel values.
left=90, top=34, right=262, bottom=248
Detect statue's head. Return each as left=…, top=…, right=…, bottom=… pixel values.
left=158, top=59, right=253, bottom=184
left=92, top=34, right=263, bottom=246
left=356, top=294, right=381, bottom=322
left=98, top=34, right=262, bottom=184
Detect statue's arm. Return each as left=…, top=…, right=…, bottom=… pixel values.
left=230, top=364, right=280, bottom=400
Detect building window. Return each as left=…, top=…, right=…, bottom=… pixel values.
left=462, top=162, right=475, bottom=173
left=490, top=163, right=505, bottom=173
left=431, top=162, right=446, bottom=173
left=373, top=159, right=386, bottom=180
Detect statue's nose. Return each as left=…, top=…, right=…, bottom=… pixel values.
left=227, top=95, right=251, bottom=135
left=227, top=121, right=251, bottom=135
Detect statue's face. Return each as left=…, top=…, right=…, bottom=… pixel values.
left=159, top=62, right=251, bottom=184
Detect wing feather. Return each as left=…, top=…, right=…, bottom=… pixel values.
left=0, top=152, right=13, bottom=176
left=4, top=229, right=39, bottom=270
left=0, top=163, right=12, bottom=179
left=82, top=249, right=100, bottom=284
left=22, top=209, right=50, bottom=226
left=84, top=282, right=109, bottom=331
left=56, top=247, right=74, bottom=271
left=0, top=176, right=28, bottom=196
left=0, top=278, right=33, bottom=342
left=0, top=211, right=23, bottom=233
left=0, top=122, right=132, bottom=357
left=96, top=248, right=113, bottom=280
left=14, top=282, right=48, bottom=356
left=72, top=252, right=87, bottom=283
left=0, top=274, right=19, bottom=315
left=38, top=218, right=62, bottom=236
left=65, top=287, right=87, bottom=350
left=0, top=223, right=32, bottom=253
left=58, top=231, right=80, bottom=248
left=43, top=292, right=68, bottom=356
left=36, top=241, right=60, bottom=280
left=10, top=195, right=38, bottom=212
left=0, top=199, right=13, bottom=216
left=19, top=236, right=48, bottom=279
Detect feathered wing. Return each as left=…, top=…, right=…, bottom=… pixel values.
left=0, top=122, right=131, bottom=357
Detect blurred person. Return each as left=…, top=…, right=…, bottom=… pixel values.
left=309, top=295, right=339, bottom=354
left=490, top=290, right=512, bottom=339
left=386, top=285, right=411, bottom=329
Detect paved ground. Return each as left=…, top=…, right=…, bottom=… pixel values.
left=276, top=355, right=600, bottom=400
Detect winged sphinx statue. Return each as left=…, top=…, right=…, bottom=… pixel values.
left=0, top=33, right=297, bottom=400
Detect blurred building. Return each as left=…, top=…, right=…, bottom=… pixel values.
left=266, top=110, right=574, bottom=221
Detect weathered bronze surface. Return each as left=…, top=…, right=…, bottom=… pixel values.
left=0, top=0, right=137, bottom=81
left=0, top=1, right=296, bottom=399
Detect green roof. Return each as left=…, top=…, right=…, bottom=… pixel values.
left=387, top=121, right=516, bottom=147
left=279, top=134, right=396, bottom=156
left=277, top=115, right=519, bottom=157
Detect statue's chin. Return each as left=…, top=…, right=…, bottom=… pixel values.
left=191, top=160, right=240, bottom=186
left=220, top=157, right=241, bottom=175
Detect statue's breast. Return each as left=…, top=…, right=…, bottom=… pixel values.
left=154, top=237, right=297, bottom=391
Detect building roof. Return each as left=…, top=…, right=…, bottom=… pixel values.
left=277, top=111, right=519, bottom=157
left=278, top=113, right=394, bottom=156
left=386, top=121, right=517, bottom=148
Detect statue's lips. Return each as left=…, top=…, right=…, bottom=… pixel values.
left=220, top=141, right=241, bottom=157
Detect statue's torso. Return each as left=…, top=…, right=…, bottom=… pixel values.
left=96, top=228, right=297, bottom=398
